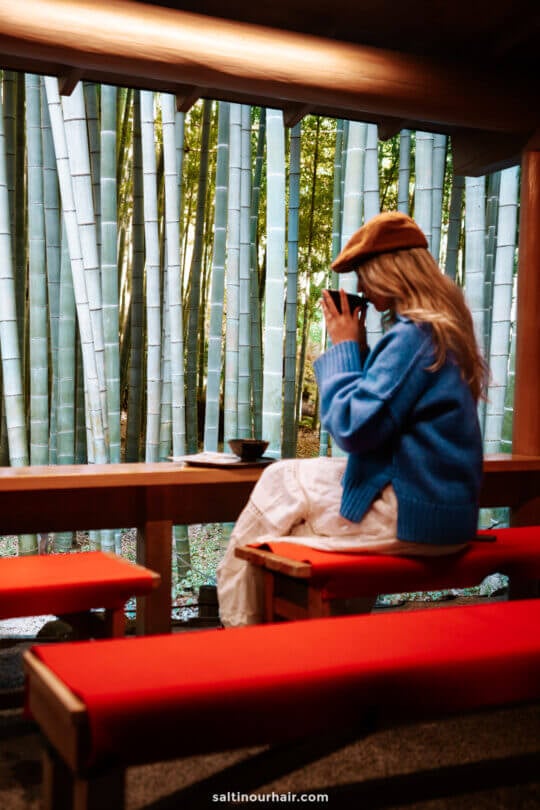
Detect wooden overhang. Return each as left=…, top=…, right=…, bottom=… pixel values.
left=0, top=0, right=539, bottom=176
left=0, top=0, right=539, bottom=456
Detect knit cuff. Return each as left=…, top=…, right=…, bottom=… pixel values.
left=314, top=340, right=363, bottom=381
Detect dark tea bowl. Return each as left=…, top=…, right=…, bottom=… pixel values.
left=228, top=439, right=269, bottom=461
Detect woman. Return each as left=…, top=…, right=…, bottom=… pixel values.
left=217, top=211, right=488, bottom=626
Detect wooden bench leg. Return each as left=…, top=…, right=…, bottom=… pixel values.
left=102, top=606, right=126, bottom=637
left=73, top=768, right=125, bottom=810
left=42, top=745, right=73, bottom=810
left=43, top=743, right=126, bottom=810
left=59, top=609, right=125, bottom=639
left=308, top=586, right=332, bottom=618
left=59, top=611, right=108, bottom=640
left=266, top=569, right=376, bottom=621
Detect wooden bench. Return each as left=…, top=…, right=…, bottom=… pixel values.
left=0, top=551, right=160, bottom=639
left=0, top=462, right=266, bottom=634
left=24, top=598, right=540, bottom=810
left=0, top=455, right=539, bottom=633
left=235, top=526, right=540, bottom=621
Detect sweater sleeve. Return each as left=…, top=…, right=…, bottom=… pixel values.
left=313, top=321, right=434, bottom=454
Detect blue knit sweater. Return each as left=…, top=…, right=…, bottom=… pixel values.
left=313, top=315, right=483, bottom=545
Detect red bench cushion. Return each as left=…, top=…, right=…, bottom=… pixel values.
left=0, top=551, right=156, bottom=619
left=251, top=526, right=540, bottom=599
left=31, top=599, right=540, bottom=768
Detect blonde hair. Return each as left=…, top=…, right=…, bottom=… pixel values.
left=357, top=248, right=488, bottom=402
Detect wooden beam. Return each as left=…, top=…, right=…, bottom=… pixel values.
left=282, top=103, right=311, bottom=128
left=376, top=118, right=407, bottom=140
left=175, top=84, right=201, bottom=113
left=512, top=149, right=540, bottom=456
left=451, top=129, right=526, bottom=176
left=0, top=0, right=537, bottom=139
left=525, top=129, right=540, bottom=151
left=58, top=66, right=83, bottom=96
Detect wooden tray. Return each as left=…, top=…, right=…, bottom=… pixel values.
left=169, top=452, right=274, bottom=468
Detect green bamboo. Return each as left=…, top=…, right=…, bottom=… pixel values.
left=14, top=75, right=27, bottom=360
left=431, top=134, right=447, bottom=264
left=83, top=82, right=101, bottom=256
left=168, top=100, right=190, bottom=578
left=60, top=83, right=109, bottom=458
left=56, top=226, right=76, bottom=464
left=26, top=74, right=49, bottom=466
left=224, top=103, right=241, bottom=443
left=484, top=171, right=501, bottom=350
left=341, top=119, right=380, bottom=363
left=484, top=166, right=519, bottom=452
left=397, top=129, right=411, bottom=214
left=464, top=175, right=487, bottom=429
left=0, top=82, right=29, bottom=469
left=74, top=340, right=87, bottom=464
left=296, top=117, right=322, bottom=427
left=262, top=108, right=286, bottom=457
left=162, top=97, right=186, bottom=458
left=159, top=260, right=172, bottom=460
left=54, top=224, right=77, bottom=551
left=44, top=76, right=108, bottom=465
left=140, top=90, right=161, bottom=462
left=340, top=121, right=366, bottom=294
left=125, top=92, right=144, bottom=462
left=500, top=289, right=517, bottom=453
left=2, top=71, right=16, bottom=279
left=249, top=108, right=265, bottom=441
left=40, top=79, right=61, bottom=464
left=238, top=104, right=252, bottom=438
left=116, top=88, right=133, bottom=188
left=320, top=117, right=344, bottom=457
left=204, top=101, right=230, bottom=451
left=363, top=124, right=383, bottom=337
left=0, top=80, right=33, bottom=553
left=186, top=99, right=212, bottom=452
left=445, top=174, right=464, bottom=281
left=100, top=84, right=121, bottom=464
left=282, top=121, right=300, bottom=458
left=414, top=131, right=434, bottom=251
left=0, top=74, right=14, bottom=465
left=363, top=123, right=380, bottom=220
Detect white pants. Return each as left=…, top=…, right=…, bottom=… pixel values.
left=216, top=457, right=465, bottom=626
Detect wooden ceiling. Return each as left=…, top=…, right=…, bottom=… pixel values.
left=143, top=0, right=540, bottom=74
left=0, top=0, right=539, bottom=173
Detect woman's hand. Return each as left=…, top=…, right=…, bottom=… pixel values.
left=321, top=289, right=367, bottom=350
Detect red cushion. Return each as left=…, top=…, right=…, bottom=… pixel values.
left=251, top=526, right=540, bottom=599
left=0, top=551, right=156, bottom=619
left=31, top=599, right=540, bottom=768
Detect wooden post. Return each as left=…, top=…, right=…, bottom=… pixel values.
left=136, top=488, right=173, bottom=635
left=513, top=149, right=540, bottom=457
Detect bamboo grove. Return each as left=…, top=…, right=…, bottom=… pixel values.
left=0, top=72, right=519, bottom=554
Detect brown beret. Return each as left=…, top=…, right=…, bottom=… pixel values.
left=332, top=211, right=428, bottom=273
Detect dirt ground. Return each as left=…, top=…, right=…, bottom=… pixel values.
left=296, top=426, right=321, bottom=457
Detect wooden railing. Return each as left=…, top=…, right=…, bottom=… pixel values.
left=1, top=455, right=539, bottom=634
